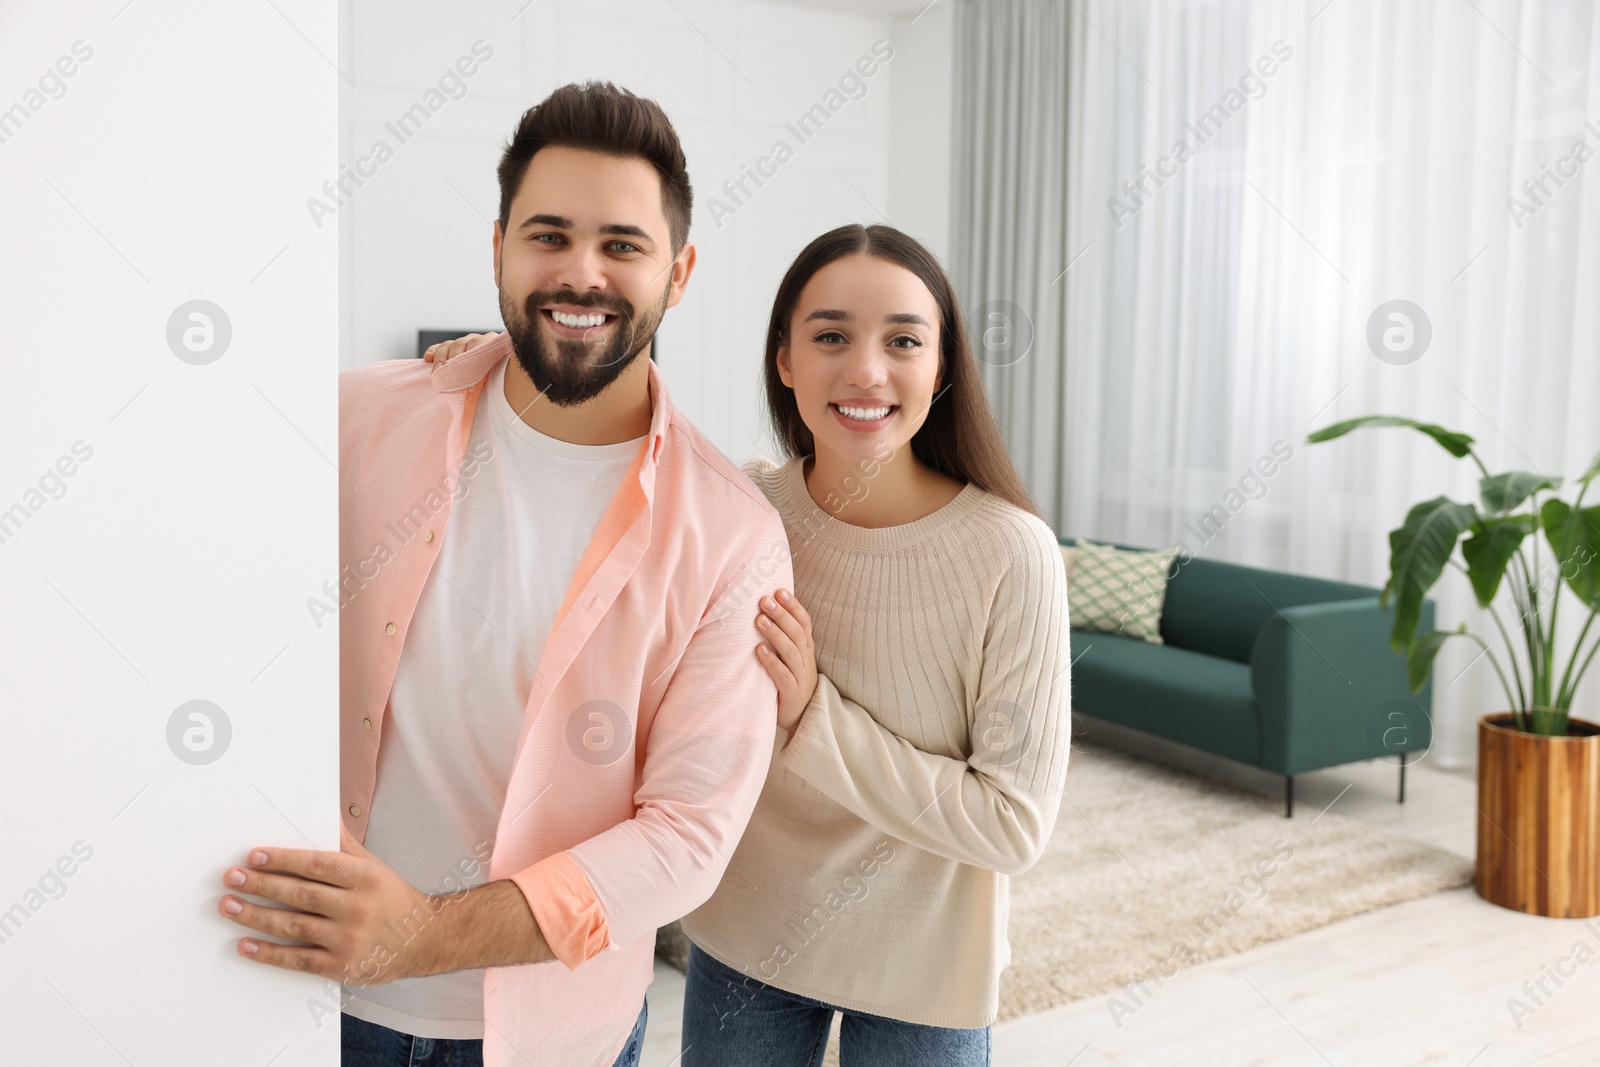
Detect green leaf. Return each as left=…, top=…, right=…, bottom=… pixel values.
left=1386, top=496, right=1479, bottom=653
left=1543, top=498, right=1569, bottom=539
left=1578, top=448, right=1600, bottom=489
left=1407, top=624, right=1467, bottom=692
left=1306, top=415, right=1476, bottom=458
left=1461, top=514, right=1538, bottom=607
left=1541, top=499, right=1600, bottom=610
left=1479, top=471, right=1560, bottom=514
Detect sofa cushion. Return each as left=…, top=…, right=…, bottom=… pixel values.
left=1069, top=539, right=1178, bottom=644
left=1160, top=555, right=1376, bottom=664
left=1069, top=629, right=1261, bottom=765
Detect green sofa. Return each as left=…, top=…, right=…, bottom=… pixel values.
left=1061, top=538, right=1434, bottom=816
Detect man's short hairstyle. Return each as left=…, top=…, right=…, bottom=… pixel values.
left=497, top=81, right=693, bottom=253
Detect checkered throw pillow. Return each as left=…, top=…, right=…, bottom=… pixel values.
left=1067, top=539, right=1177, bottom=644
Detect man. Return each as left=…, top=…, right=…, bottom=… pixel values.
left=216, top=82, right=792, bottom=1067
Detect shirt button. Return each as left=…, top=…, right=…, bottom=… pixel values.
left=363, top=717, right=373, bottom=730
left=385, top=622, right=396, bottom=635
left=424, top=530, right=435, bottom=543
left=348, top=803, right=361, bottom=817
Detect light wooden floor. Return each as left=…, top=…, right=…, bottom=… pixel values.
left=640, top=722, right=1600, bottom=1066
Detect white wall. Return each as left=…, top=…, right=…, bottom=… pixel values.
left=886, top=0, right=955, bottom=263
left=338, top=0, right=957, bottom=463
left=2, top=2, right=338, bottom=1063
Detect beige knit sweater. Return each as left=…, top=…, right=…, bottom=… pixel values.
left=680, top=456, right=1072, bottom=1028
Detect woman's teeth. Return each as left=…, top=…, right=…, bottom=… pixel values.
left=834, top=404, right=894, bottom=421
left=550, top=310, right=608, bottom=328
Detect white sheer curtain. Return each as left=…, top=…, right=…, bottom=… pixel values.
left=953, top=0, right=1600, bottom=767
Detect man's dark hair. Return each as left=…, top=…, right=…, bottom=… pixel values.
left=497, top=81, right=693, bottom=253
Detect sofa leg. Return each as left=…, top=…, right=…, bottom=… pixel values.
left=1397, top=751, right=1407, bottom=804
left=1285, top=775, right=1294, bottom=818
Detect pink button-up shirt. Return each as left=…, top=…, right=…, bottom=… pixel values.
left=338, top=334, right=790, bottom=1066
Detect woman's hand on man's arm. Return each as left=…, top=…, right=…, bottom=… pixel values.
left=753, top=589, right=818, bottom=735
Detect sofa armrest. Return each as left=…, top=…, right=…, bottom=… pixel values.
left=1248, top=596, right=1433, bottom=776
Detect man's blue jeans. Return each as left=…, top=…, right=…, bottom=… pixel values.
left=682, top=943, right=991, bottom=1066
left=341, top=999, right=647, bottom=1067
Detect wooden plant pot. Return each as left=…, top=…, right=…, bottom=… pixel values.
left=1476, top=713, right=1600, bottom=918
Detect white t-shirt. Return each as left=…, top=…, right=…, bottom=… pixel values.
left=342, top=356, right=643, bottom=1039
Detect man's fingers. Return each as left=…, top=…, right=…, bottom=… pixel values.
left=234, top=936, right=344, bottom=980
left=221, top=891, right=338, bottom=950
left=224, top=866, right=344, bottom=917
left=233, top=845, right=360, bottom=890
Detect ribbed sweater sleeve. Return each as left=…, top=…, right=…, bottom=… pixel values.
left=775, top=514, right=1071, bottom=877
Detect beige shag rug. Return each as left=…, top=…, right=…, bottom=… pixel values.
left=998, top=740, right=1472, bottom=1021
left=659, top=737, right=1472, bottom=1049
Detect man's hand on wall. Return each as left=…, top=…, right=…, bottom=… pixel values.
left=218, top=822, right=457, bottom=985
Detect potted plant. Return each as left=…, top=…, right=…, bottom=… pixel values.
left=1308, top=416, right=1600, bottom=918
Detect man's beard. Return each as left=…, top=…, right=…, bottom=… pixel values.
left=499, top=281, right=668, bottom=407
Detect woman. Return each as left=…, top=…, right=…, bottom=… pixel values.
left=430, top=223, right=1071, bottom=1066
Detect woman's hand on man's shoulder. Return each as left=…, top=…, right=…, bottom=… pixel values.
left=422, top=332, right=503, bottom=363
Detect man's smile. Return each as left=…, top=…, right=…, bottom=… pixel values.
left=538, top=303, right=621, bottom=341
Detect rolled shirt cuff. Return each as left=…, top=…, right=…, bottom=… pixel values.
left=508, top=851, right=611, bottom=970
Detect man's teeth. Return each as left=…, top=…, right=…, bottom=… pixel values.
left=836, top=404, right=893, bottom=421
left=550, top=310, right=608, bottom=328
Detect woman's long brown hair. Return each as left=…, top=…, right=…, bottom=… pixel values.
left=762, top=223, right=1044, bottom=522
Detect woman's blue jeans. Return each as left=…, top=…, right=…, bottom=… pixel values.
left=682, top=943, right=991, bottom=1066
left=341, top=998, right=647, bottom=1066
